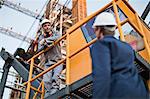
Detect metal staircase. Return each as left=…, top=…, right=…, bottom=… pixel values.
left=0, top=48, right=40, bottom=98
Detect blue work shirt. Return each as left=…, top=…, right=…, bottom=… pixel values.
left=91, top=35, right=148, bottom=99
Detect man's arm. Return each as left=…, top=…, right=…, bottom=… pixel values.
left=45, top=32, right=61, bottom=42
left=91, top=41, right=111, bottom=99
left=38, top=32, right=61, bottom=51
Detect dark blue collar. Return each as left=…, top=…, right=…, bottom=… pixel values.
left=103, top=35, right=115, bottom=38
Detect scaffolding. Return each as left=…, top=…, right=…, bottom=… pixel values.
left=22, top=0, right=150, bottom=99
left=0, top=0, right=150, bottom=99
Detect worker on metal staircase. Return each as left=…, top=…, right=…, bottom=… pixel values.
left=91, top=12, right=148, bottom=99
left=38, top=19, right=63, bottom=97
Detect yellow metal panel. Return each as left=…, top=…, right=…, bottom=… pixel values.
left=68, top=28, right=92, bottom=84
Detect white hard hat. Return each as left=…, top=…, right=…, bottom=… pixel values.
left=41, top=19, right=50, bottom=26
left=93, top=12, right=117, bottom=27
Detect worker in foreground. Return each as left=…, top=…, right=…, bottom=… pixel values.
left=91, top=12, right=148, bottom=99
left=38, top=19, right=63, bottom=97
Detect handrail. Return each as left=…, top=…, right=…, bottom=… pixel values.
left=24, top=0, right=113, bottom=87
left=26, top=1, right=113, bottom=64
left=23, top=58, right=66, bottom=86
left=67, top=2, right=113, bottom=34
left=41, top=82, right=45, bottom=99
left=24, top=0, right=150, bottom=98
left=27, top=34, right=67, bottom=63
left=23, top=1, right=121, bottom=98
left=113, top=0, right=125, bottom=41
left=33, top=64, right=44, bottom=71
left=30, top=86, right=42, bottom=93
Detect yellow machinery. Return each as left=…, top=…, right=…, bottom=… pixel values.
left=22, top=0, right=150, bottom=98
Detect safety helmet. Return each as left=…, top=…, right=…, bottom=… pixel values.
left=93, top=12, right=117, bottom=27
left=41, top=19, right=50, bottom=26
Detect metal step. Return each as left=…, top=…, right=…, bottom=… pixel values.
left=45, top=74, right=92, bottom=99
left=135, top=52, right=150, bottom=80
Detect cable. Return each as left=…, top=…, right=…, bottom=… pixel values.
left=63, top=0, right=71, bottom=7
left=17, top=0, right=49, bottom=48
left=148, top=21, right=150, bottom=26
left=50, top=0, right=72, bottom=27
left=18, top=19, right=37, bottom=48
left=23, top=0, right=73, bottom=50
left=63, top=0, right=69, bottom=6
left=21, top=0, right=72, bottom=48
left=46, top=0, right=72, bottom=28
left=49, top=0, right=59, bottom=14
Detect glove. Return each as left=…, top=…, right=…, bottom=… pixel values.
left=39, top=39, right=46, bottom=45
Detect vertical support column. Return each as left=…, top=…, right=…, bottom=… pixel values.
left=0, top=63, right=11, bottom=99
left=41, top=82, right=45, bottom=99
left=45, top=0, right=51, bottom=19
left=112, top=0, right=125, bottom=41
left=147, top=80, right=150, bottom=91
left=60, top=6, right=64, bottom=57
left=25, top=58, right=34, bottom=99
left=66, top=30, right=70, bottom=95
left=49, top=0, right=53, bottom=21
left=33, top=33, right=39, bottom=52
left=60, top=6, right=63, bottom=36
left=72, top=0, right=87, bottom=24
left=33, top=81, right=42, bottom=99
left=135, top=13, right=150, bottom=62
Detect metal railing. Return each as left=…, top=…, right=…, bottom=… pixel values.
left=24, top=0, right=150, bottom=98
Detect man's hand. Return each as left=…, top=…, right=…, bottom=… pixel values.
left=39, top=39, right=46, bottom=45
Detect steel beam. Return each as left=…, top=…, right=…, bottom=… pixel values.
left=0, top=62, right=11, bottom=99
left=0, top=48, right=40, bottom=98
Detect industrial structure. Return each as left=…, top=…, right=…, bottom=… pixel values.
left=0, top=0, right=150, bottom=99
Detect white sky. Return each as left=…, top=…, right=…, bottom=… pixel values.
left=0, top=0, right=149, bottom=99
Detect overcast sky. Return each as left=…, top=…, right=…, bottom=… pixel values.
left=0, top=0, right=149, bottom=99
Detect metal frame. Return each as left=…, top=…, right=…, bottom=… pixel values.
left=141, top=1, right=150, bottom=20
left=45, top=52, right=150, bottom=99
left=135, top=52, right=150, bottom=80
left=135, top=53, right=150, bottom=70
left=11, top=0, right=150, bottom=98
left=0, top=62, right=11, bottom=98
left=45, top=74, right=92, bottom=99
left=0, top=48, right=40, bottom=98
left=0, top=0, right=149, bottom=99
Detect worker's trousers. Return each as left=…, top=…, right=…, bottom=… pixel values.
left=43, top=60, right=63, bottom=92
